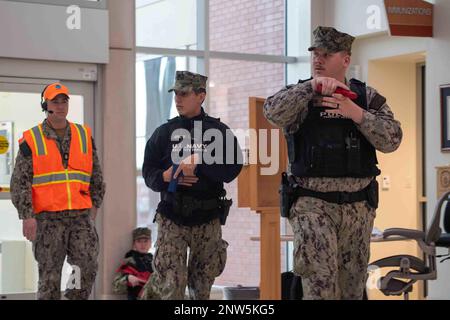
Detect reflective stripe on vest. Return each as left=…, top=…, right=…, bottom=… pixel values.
left=30, top=124, right=89, bottom=157
left=30, top=125, right=47, bottom=156
left=32, top=170, right=91, bottom=186
left=73, top=123, right=88, bottom=154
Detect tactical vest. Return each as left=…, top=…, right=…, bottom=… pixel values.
left=287, top=78, right=381, bottom=178
left=159, top=113, right=226, bottom=226
left=21, top=122, right=93, bottom=214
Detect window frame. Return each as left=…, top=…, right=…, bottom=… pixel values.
left=5, top=0, right=107, bottom=9
left=134, top=0, right=311, bottom=239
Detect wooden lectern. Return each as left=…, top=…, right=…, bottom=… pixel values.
left=237, top=97, right=287, bottom=300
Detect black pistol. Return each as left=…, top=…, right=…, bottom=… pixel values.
left=279, top=172, right=297, bottom=218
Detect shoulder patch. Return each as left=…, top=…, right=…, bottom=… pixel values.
left=369, top=93, right=387, bottom=111
left=19, top=141, right=32, bottom=157
left=349, top=79, right=368, bottom=110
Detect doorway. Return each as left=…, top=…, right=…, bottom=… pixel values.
left=0, top=77, right=95, bottom=300
left=366, top=52, right=426, bottom=300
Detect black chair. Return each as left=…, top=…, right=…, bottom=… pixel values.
left=435, top=200, right=450, bottom=262
left=368, top=191, right=450, bottom=300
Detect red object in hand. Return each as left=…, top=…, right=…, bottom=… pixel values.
left=117, top=264, right=151, bottom=286
left=316, top=84, right=358, bottom=100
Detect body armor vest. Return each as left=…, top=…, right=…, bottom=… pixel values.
left=287, top=78, right=381, bottom=178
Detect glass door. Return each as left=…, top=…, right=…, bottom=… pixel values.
left=0, top=78, right=94, bottom=300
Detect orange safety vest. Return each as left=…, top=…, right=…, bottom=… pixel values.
left=21, top=122, right=93, bottom=214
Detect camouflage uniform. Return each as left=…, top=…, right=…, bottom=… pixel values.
left=263, top=27, right=403, bottom=300
left=140, top=214, right=227, bottom=300
left=10, top=119, right=106, bottom=300
left=140, top=71, right=240, bottom=300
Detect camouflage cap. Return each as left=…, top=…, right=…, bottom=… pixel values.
left=168, top=71, right=208, bottom=93
left=132, top=227, right=151, bottom=241
left=308, top=26, right=355, bottom=54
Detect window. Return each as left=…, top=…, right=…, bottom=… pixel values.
left=136, top=54, right=202, bottom=232
left=209, top=0, right=285, bottom=55
left=0, top=88, right=85, bottom=297
left=135, top=0, right=309, bottom=285
left=136, top=0, right=200, bottom=50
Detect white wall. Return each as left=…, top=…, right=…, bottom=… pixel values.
left=424, top=0, right=450, bottom=300
left=0, top=0, right=108, bottom=63
left=287, top=0, right=391, bottom=84
left=0, top=59, right=98, bottom=82
left=351, top=35, right=428, bottom=82
left=324, top=0, right=389, bottom=37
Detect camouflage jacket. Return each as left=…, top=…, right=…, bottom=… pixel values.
left=113, top=250, right=153, bottom=298
left=10, top=120, right=106, bottom=220
left=263, top=79, right=403, bottom=193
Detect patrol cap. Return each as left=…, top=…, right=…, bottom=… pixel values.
left=43, top=83, right=70, bottom=101
left=168, top=71, right=208, bottom=93
left=132, top=227, right=151, bottom=241
left=308, top=26, right=355, bottom=54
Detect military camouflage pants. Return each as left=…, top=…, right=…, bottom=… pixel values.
left=289, top=196, right=376, bottom=300
left=32, top=214, right=99, bottom=300
left=140, top=214, right=228, bottom=300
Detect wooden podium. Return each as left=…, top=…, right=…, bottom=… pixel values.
left=237, top=97, right=287, bottom=300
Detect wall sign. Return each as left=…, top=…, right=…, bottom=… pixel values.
left=384, top=0, right=433, bottom=37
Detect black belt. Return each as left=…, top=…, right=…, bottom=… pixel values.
left=161, top=192, right=221, bottom=211
left=296, top=180, right=375, bottom=205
